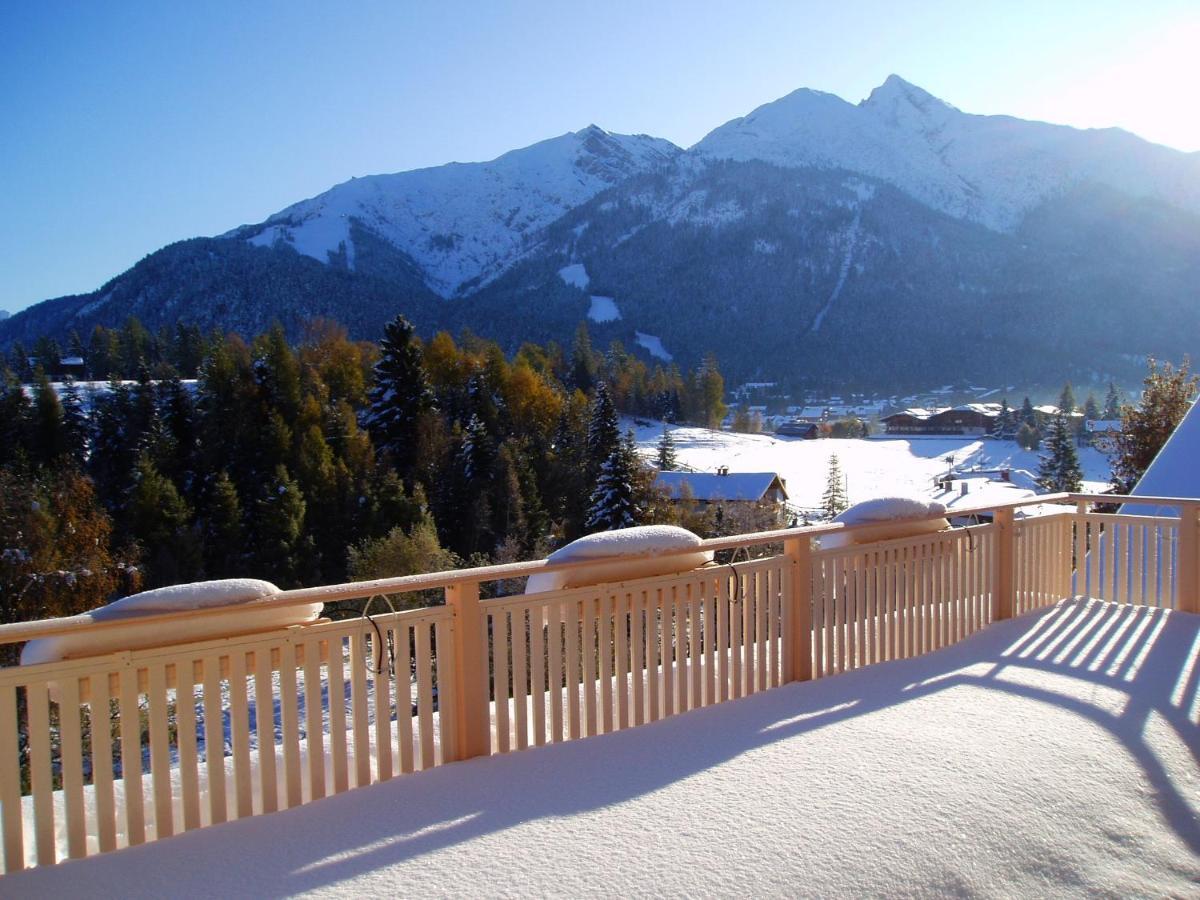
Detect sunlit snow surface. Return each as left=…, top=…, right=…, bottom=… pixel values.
left=240, top=127, right=678, bottom=297
left=632, top=424, right=1111, bottom=510
left=11, top=600, right=1198, bottom=897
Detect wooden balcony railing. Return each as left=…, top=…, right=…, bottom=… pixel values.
left=0, top=492, right=1196, bottom=873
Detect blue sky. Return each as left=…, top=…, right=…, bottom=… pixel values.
left=2, top=0, right=1198, bottom=313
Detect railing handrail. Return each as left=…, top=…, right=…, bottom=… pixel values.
left=0, top=490, right=1116, bottom=648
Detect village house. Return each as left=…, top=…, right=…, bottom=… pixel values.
left=654, top=467, right=789, bottom=505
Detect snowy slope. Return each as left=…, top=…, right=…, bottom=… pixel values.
left=237, top=127, right=679, bottom=296
left=10, top=599, right=1196, bottom=897
left=633, top=425, right=1111, bottom=510
left=694, top=75, right=1200, bottom=231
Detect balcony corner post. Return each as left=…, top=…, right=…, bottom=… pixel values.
left=446, top=581, right=490, bottom=761
left=784, top=536, right=813, bottom=682
left=1178, top=506, right=1200, bottom=615
left=995, top=507, right=1016, bottom=621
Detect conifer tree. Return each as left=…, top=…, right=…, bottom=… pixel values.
left=365, top=315, right=433, bottom=480
left=1057, top=382, right=1076, bottom=415
left=1103, top=382, right=1124, bottom=420
left=200, top=470, right=244, bottom=579
left=991, top=399, right=1012, bottom=440
left=822, top=454, right=848, bottom=517
left=586, top=432, right=643, bottom=532
left=656, top=428, right=678, bottom=470
left=1111, top=358, right=1198, bottom=493
left=0, top=368, right=31, bottom=466
left=60, top=376, right=90, bottom=466
left=570, top=322, right=598, bottom=394
left=30, top=367, right=67, bottom=465
left=251, top=464, right=307, bottom=586
left=586, top=382, right=620, bottom=478
left=1021, top=396, right=1037, bottom=426
left=127, top=454, right=198, bottom=587
left=1038, top=415, right=1083, bottom=493
left=1083, top=394, right=1100, bottom=421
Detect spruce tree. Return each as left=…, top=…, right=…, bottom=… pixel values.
left=822, top=454, right=848, bottom=517
left=1038, top=415, right=1083, bottom=493
left=1057, top=382, right=1076, bottom=415
left=0, top=368, right=31, bottom=466
left=1083, top=394, right=1100, bottom=422
left=251, top=464, right=307, bottom=586
left=60, top=376, right=90, bottom=466
left=586, top=432, right=643, bottom=532
left=586, top=382, right=620, bottom=478
left=365, top=315, right=433, bottom=479
left=201, top=470, right=244, bottom=579
left=1103, top=382, right=1124, bottom=420
left=656, top=428, right=678, bottom=470
left=30, top=367, right=67, bottom=465
left=1020, top=396, right=1037, bottom=426
left=127, top=454, right=198, bottom=587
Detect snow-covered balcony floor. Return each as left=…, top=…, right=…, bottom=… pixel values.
left=8, top=598, right=1198, bottom=898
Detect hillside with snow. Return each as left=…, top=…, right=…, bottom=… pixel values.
left=231, top=127, right=680, bottom=297
left=695, top=75, right=1200, bottom=231
left=5, top=76, right=1200, bottom=387
left=633, top=425, right=1112, bottom=511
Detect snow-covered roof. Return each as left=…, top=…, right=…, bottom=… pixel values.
left=1125, top=396, right=1200, bottom=516
left=655, top=471, right=787, bottom=502
left=1085, top=419, right=1122, bottom=433
left=9, top=600, right=1194, bottom=896
left=939, top=477, right=1037, bottom=511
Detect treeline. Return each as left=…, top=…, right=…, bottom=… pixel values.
left=0, top=316, right=732, bottom=625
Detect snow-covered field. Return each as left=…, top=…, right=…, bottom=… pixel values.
left=634, top=424, right=1112, bottom=511
left=10, top=599, right=1197, bottom=897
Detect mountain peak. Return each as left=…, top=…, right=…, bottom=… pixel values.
left=861, top=75, right=954, bottom=113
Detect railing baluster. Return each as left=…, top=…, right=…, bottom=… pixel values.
left=59, top=676, right=88, bottom=856
left=0, top=684, right=24, bottom=872
left=415, top=623, right=436, bottom=770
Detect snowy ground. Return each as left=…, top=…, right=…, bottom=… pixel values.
left=633, top=424, right=1112, bottom=511
left=9, top=599, right=1197, bottom=897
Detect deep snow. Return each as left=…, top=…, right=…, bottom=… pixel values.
left=8, top=599, right=1197, bottom=897
left=634, top=424, right=1112, bottom=511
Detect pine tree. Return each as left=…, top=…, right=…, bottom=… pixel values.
left=0, top=368, right=31, bottom=466
left=586, top=432, right=644, bottom=532
left=1103, top=382, right=1124, bottom=420
left=1111, top=358, right=1198, bottom=493
left=570, top=322, right=598, bottom=394
left=822, top=454, right=848, bottom=517
left=1021, top=396, right=1037, bottom=426
left=30, top=367, right=67, bottom=465
left=250, top=464, right=307, bottom=586
left=1058, top=382, right=1076, bottom=415
left=656, top=428, right=678, bottom=470
left=991, top=398, right=1012, bottom=440
left=127, top=454, right=198, bottom=587
left=365, top=315, right=434, bottom=479
left=586, top=382, right=620, bottom=478
left=60, top=376, right=90, bottom=466
left=1038, top=415, right=1083, bottom=493
left=1083, top=394, right=1100, bottom=421
left=200, top=470, right=244, bottom=579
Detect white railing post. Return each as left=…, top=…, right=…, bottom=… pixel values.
left=994, top=506, right=1015, bottom=620
left=784, top=536, right=813, bottom=682
left=1178, top=505, right=1200, bottom=614
left=446, top=581, right=490, bottom=760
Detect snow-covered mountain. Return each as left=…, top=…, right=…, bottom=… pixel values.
left=232, top=126, right=680, bottom=297
left=695, top=75, right=1200, bottom=231
left=6, top=76, right=1200, bottom=388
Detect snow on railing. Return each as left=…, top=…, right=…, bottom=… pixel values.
left=0, top=491, right=1197, bottom=874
